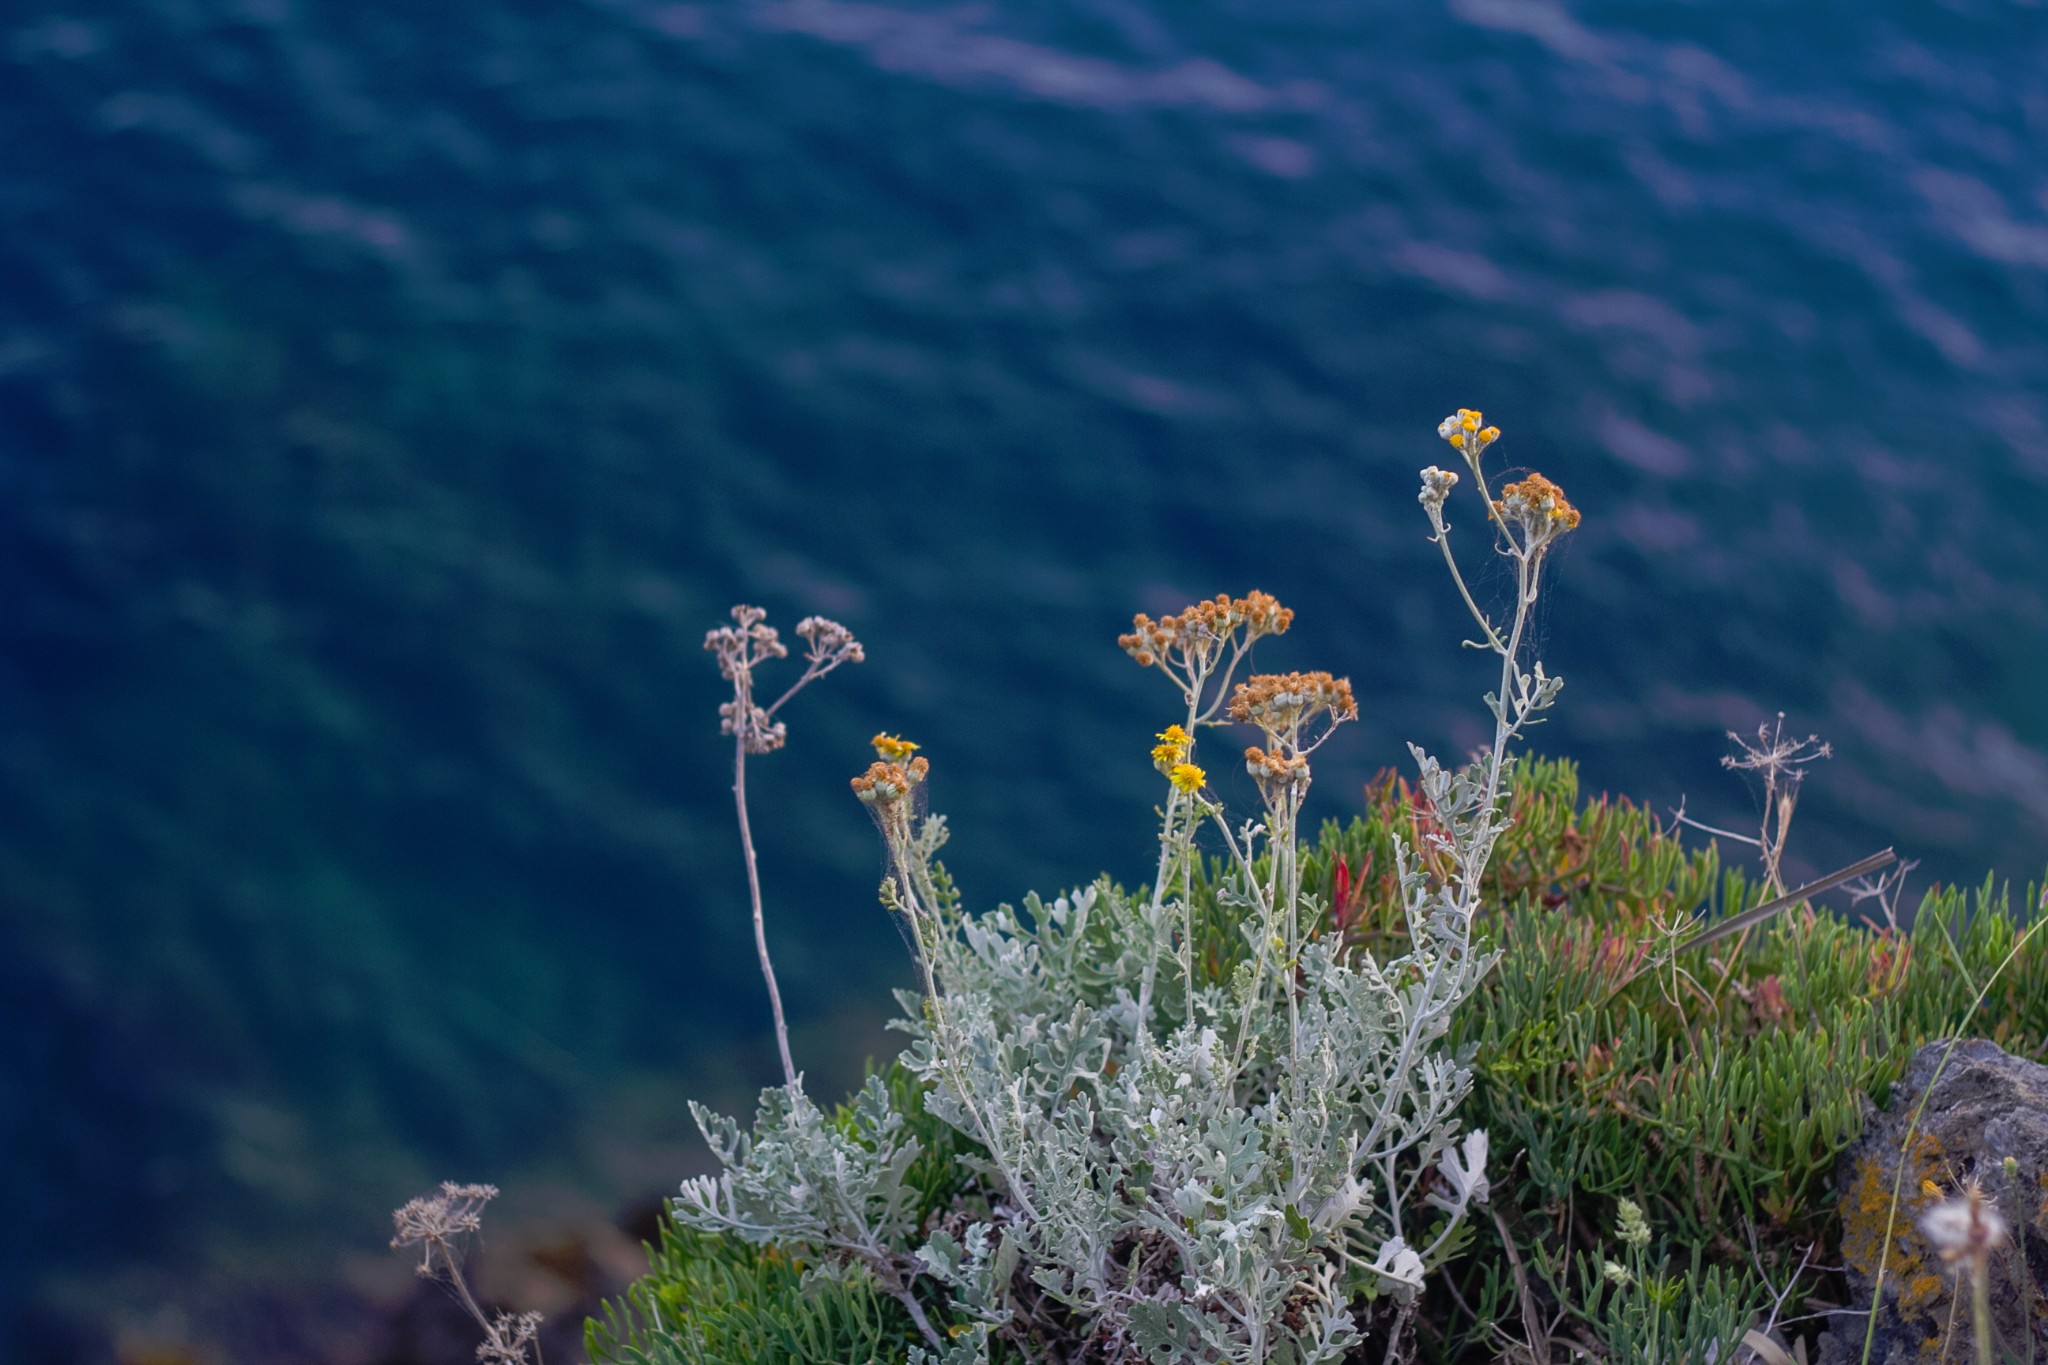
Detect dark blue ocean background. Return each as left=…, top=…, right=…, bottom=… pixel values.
left=3, top=0, right=2046, bottom=1354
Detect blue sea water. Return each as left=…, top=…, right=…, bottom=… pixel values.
left=1, top=0, right=2045, bottom=1352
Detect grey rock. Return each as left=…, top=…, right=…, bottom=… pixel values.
left=1816, top=1039, right=2048, bottom=1365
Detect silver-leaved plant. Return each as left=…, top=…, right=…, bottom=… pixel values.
left=678, top=410, right=1579, bottom=1363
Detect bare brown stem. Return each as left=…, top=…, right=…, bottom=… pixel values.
left=1491, top=1203, right=1552, bottom=1365
left=733, top=735, right=796, bottom=1088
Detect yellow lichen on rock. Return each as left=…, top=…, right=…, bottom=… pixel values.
left=1839, top=1131, right=1949, bottom=1321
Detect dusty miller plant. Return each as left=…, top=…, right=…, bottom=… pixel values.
left=675, top=410, right=1580, bottom=1363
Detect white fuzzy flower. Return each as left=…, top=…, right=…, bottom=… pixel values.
left=1920, top=1181, right=2009, bottom=1263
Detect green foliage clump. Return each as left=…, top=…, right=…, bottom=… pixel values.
left=596, top=751, right=2046, bottom=1365
left=585, top=1223, right=925, bottom=1365
left=588, top=1061, right=982, bottom=1365
left=1295, top=754, right=2047, bottom=1362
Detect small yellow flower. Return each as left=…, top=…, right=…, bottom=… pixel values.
left=1460, top=408, right=1482, bottom=431
left=871, top=733, right=920, bottom=761
left=1479, top=425, right=1500, bottom=445
left=1169, top=762, right=1206, bottom=794
left=1152, top=724, right=1193, bottom=771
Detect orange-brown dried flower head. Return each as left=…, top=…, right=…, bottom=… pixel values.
left=1493, top=471, right=1581, bottom=546
left=1244, top=744, right=1312, bottom=806
left=1119, top=592, right=1294, bottom=673
left=1118, top=617, right=1169, bottom=667
left=1228, top=671, right=1358, bottom=738
left=1235, top=590, right=1294, bottom=638
left=850, top=756, right=928, bottom=806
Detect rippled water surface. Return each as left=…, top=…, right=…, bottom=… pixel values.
left=2, top=0, right=2045, bottom=1350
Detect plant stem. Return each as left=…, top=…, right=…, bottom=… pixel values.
left=733, top=735, right=797, bottom=1088
left=1432, top=526, right=1505, bottom=653
left=1971, top=1263, right=1992, bottom=1365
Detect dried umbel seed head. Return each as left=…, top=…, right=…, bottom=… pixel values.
left=720, top=700, right=787, bottom=753
left=707, top=605, right=863, bottom=756
left=390, top=1182, right=500, bottom=1272
left=1722, top=714, right=1830, bottom=783
left=478, top=1311, right=545, bottom=1365
left=795, top=615, right=863, bottom=663
left=1118, top=591, right=1295, bottom=670
left=1228, top=671, right=1358, bottom=739
left=704, top=604, right=788, bottom=682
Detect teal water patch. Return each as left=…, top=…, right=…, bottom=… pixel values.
left=0, top=0, right=2044, bottom=1346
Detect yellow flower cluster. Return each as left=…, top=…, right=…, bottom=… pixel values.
left=871, top=733, right=920, bottom=761
left=1150, top=725, right=1206, bottom=794
left=1118, top=591, right=1293, bottom=670
left=1437, top=408, right=1501, bottom=458
left=1152, top=724, right=1192, bottom=773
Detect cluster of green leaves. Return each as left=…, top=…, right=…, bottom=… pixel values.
left=588, top=1062, right=986, bottom=1365
left=1298, top=755, right=2047, bottom=1363
left=594, top=755, right=2045, bottom=1364
left=585, top=1222, right=928, bottom=1365
left=1568, top=1243, right=1768, bottom=1365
